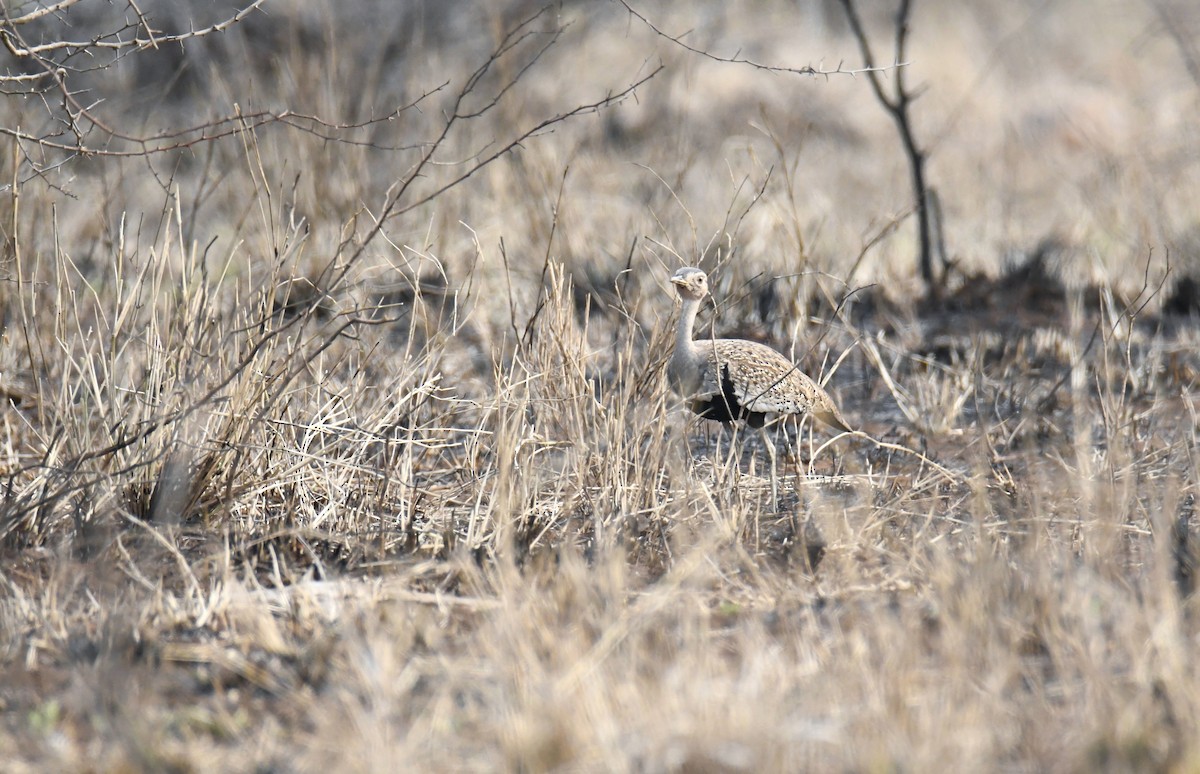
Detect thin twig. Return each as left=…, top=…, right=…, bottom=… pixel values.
left=617, top=0, right=901, bottom=78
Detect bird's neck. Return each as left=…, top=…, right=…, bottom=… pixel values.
left=675, top=296, right=700, bottom=355
left=669, top=296, right=704, bottom=395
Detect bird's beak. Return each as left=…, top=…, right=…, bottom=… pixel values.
left=670, top=276, right=687, bottom=287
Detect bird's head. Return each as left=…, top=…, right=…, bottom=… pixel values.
left=670, top=266, right=710, bottom=302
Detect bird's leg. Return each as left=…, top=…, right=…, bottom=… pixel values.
left=759, top=425, right=778, bottom=512
left=723, top=423, right=741, bottom=491
left=803, top=417, right=816, bottom=477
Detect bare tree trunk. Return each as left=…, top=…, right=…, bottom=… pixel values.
left=838, top=0, right=941, bottom=294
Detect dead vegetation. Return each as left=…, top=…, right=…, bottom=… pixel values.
left=2, top=0, right=1200, bottom=770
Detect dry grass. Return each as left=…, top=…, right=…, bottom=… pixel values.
left=2, top=0, right=1200, bottom=770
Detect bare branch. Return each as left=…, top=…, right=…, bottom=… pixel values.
left=617, top=0, right=901, bottom=78
left=839, top=0, right=942, bottom=293
left=315, top=4, right=662, bottom=302
left=0, top=86, right=448, bottom=165
left=392, top=68, right=661, bottom=222
left=3, top=0, right=268, bottom=55
left=839, top=0, right=896, bottom=112
left=0, top=0, right=278, bottom=166
left=4, top=0, right=82, bottom=25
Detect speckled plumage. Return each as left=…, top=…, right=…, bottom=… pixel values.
left=668, top=267, right=851, bottom=433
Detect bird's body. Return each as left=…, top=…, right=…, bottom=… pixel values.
left=665, top=267, right=963, bottom=492
left=668, top=267, right=851, bottom=434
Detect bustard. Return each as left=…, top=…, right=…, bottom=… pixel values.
left=668, top=266, right=851, bottom=500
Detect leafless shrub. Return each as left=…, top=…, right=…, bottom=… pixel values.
left=838, top=0, right=945, bottom=294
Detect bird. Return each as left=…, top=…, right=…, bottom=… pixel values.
left=667, top=266, right=851, bottom=501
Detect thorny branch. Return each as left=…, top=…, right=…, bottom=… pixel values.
left=0, top=0, right=448, bottom=183
left=617, top=0, right=902, bottom=78
left=0, top=0, right=278, bottom=177
left=2, top=0, right=267, bottom=59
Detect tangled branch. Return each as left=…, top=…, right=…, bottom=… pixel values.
left=0, top=2, right=663, bottom=538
